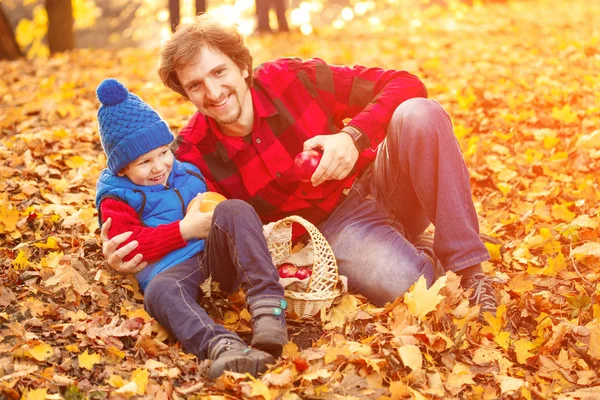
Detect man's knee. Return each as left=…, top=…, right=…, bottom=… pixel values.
left=387, top=98, right=453, bottom=150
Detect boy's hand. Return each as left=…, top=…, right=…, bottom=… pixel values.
left=180, top=205, right=213, bottom=240
left=101, top=217, right=148, bottom=274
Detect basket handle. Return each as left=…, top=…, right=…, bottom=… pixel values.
left=266, top=216, right=340, bottom=294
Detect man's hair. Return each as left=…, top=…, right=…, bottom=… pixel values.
left=158, top=15, right=254, bottom=98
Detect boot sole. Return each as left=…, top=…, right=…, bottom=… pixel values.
left=252, top=332, right=287, bottom=359
left=208, top=352, right=274, bottom=379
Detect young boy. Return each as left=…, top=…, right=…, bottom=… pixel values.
left=94, top=78, right=288, bottom=378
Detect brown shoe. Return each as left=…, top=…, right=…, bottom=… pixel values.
left=208, top=336, right=274, bottom=379
left=249, top=298, right=289, bottom=358
left=462, top=273, right=501, bottom=316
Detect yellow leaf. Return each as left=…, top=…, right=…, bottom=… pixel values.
left=78, top=349, right=101, bottom=370
left=223, top=310, right=239, bottom=325
left=577, top=129, right=600, bottom=149
left=571, top=242, right=600, bottom=259
left=15, top=18, right=35, bottom=47
left=485, top=242, right=503, bottom=261
left=24, top=389, right=47, bottom=400
left=65, top=344, right=80, bottom=353
left=398, top=345, right=422, bottom=371
left=498, top=375, right=524, bottom=395
left=132, top=368, right=149, bottom=395
left=302, top=369, right=332, bottom=381
left=240, top=308, right=252, bottom=322
left=586, top=319, right=600, bottom=359
left=404, top=275, right=446, bottom=320
left=41, top=251, right=63, bottom=269
left=514, top=339, right=535, bottom=364
left=323, top=294, right=358, bottom=329
left=496, top=182, right=512, bottom=196
left=12, top=249, right=31, bottom=270
left=34, top=237, right=59, bottom=249
left=27, top=342, right=53, bottom=361
left=108, top=374, right=126, bottom=388
left=494, top=331, right=511, bottom=351
left=282, top=341, right=299, bottom=359
left=551, top=104, right=578, bottom=124
left=115, top=381, right=138, bottom=397
left=0, top=203, right=20, bottom=233
left=64, top=155, right=88, bottom=169
left=552, top=203, right=576, bottom=222
left=248, top=379, right=272, bottom=400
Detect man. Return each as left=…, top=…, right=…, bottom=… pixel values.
left=101, top=15, right=497, bottom=314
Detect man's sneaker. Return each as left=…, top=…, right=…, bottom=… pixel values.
left=207, top=336, right=274, bottom=379
left=462, top=273, right=500, bottom=316
left=249, top=298, right=289, bottom=358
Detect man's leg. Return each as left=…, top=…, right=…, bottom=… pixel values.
left=319, top=183, right=436, bottom=307
left=371, top=98, right=494, bottom=312
left=203, top=199, right=288, bottom=357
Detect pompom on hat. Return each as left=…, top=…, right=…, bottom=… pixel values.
left=96, top=78, right=174, bottom=174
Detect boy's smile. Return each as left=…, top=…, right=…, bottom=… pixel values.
left=119, top=145, right=174, bottom=186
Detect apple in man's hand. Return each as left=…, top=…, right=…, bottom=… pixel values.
left=294, top=150, right=323, bottom=183
left=278, top=263, right=298, bottom=278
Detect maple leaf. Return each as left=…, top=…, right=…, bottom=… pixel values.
left=403, top=275, right=446, bottom=320
left=571, top=242, right=600, bottom=259
left=514, top=339, right=536, bottom=364
left=78, top=349, right=101, bottom=370
left=26, top=342, right=53, bottom=361
left=398, top=344, right=422, bottom=371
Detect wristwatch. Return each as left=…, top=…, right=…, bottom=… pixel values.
left=341, top=125, right=371, bottom=152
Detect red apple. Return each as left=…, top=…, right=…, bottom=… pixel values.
left=295, top=267, right=312, bottom=280
left=295, top=150, right=323, bottom=183
left=278, top=263, right=298, bottom=278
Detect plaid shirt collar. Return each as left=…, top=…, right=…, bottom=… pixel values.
left=205, top=87, right=278, bottom=164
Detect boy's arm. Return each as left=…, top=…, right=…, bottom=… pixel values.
left=100, top=198, right=187, bottom=263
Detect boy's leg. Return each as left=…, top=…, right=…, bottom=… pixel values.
left=202, top=199, right=288, bottom=357
left=143, top=256, right=273, bottom=377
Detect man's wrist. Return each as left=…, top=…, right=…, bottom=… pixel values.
left=341, top=125, right=370, bottom=152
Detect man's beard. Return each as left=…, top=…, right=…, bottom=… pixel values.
left=208, top=89, right=243, bottom=126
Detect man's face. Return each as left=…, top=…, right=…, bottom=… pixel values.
left=119, top=145, right=174, bottom=186
left=177, top=46, right=250, bottom=126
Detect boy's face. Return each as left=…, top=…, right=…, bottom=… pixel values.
left=177, top=46, right=251, bottom=127
left=119, top=145, right=174, bottom=186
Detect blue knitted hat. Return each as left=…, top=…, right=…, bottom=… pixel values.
left=96, top=79, right=174, bottom=174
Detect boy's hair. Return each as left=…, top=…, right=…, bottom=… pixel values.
left=158, top=15, right=254, bottom=98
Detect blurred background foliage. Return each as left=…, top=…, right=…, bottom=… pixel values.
left=0, top=0, right=511, bottom=59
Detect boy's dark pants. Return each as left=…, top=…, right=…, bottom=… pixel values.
left=143, top=200, right=285, bottom=360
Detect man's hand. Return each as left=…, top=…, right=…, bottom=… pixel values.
left=303, top=132, right=359, bottom=186
left=101, top=217, right=148, bottom=274
left=180, top=197, right=214, bottom=240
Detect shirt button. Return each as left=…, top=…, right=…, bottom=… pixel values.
left=256, top=138, right=261, bottom=144
left=301, top=191, right=307, bottom=196
left=276, top=172, right=281, bottom=178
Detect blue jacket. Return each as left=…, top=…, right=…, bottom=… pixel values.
left=95, top=160, right=207, bottom=290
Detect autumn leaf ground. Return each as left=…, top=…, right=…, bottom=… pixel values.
left=1, top=0, right=600, bottom=398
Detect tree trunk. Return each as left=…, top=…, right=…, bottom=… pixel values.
left=45, top=0, right=74, bottom=53
left=169, top=0, right=180, bottom=32
left=0, top=5, right=22, bottom=60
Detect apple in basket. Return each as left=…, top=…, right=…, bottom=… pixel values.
left=295, top=150, right=323, bottom=183
left=278, top=263, right=298, bottom=278
left=295, top=267, right=312, bottom=280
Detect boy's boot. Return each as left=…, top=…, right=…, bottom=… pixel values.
left=249, top=298, right=289, bottom=358
left=207, top=335, right=274, bottom=379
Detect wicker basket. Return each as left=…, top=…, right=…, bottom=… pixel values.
left=265, top=216, right=341, bottom=318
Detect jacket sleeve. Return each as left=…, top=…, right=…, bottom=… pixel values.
left=100, top=198, right=187, bottom=263
left=304, top=58, right=428, bottom=150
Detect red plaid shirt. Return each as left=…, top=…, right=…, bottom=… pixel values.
left=176, top=57, right=427, bottom=226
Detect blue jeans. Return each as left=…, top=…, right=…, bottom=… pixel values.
left=319, top=98, right=490, bottom=306
left=143, top=200, right=284, bottom=360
